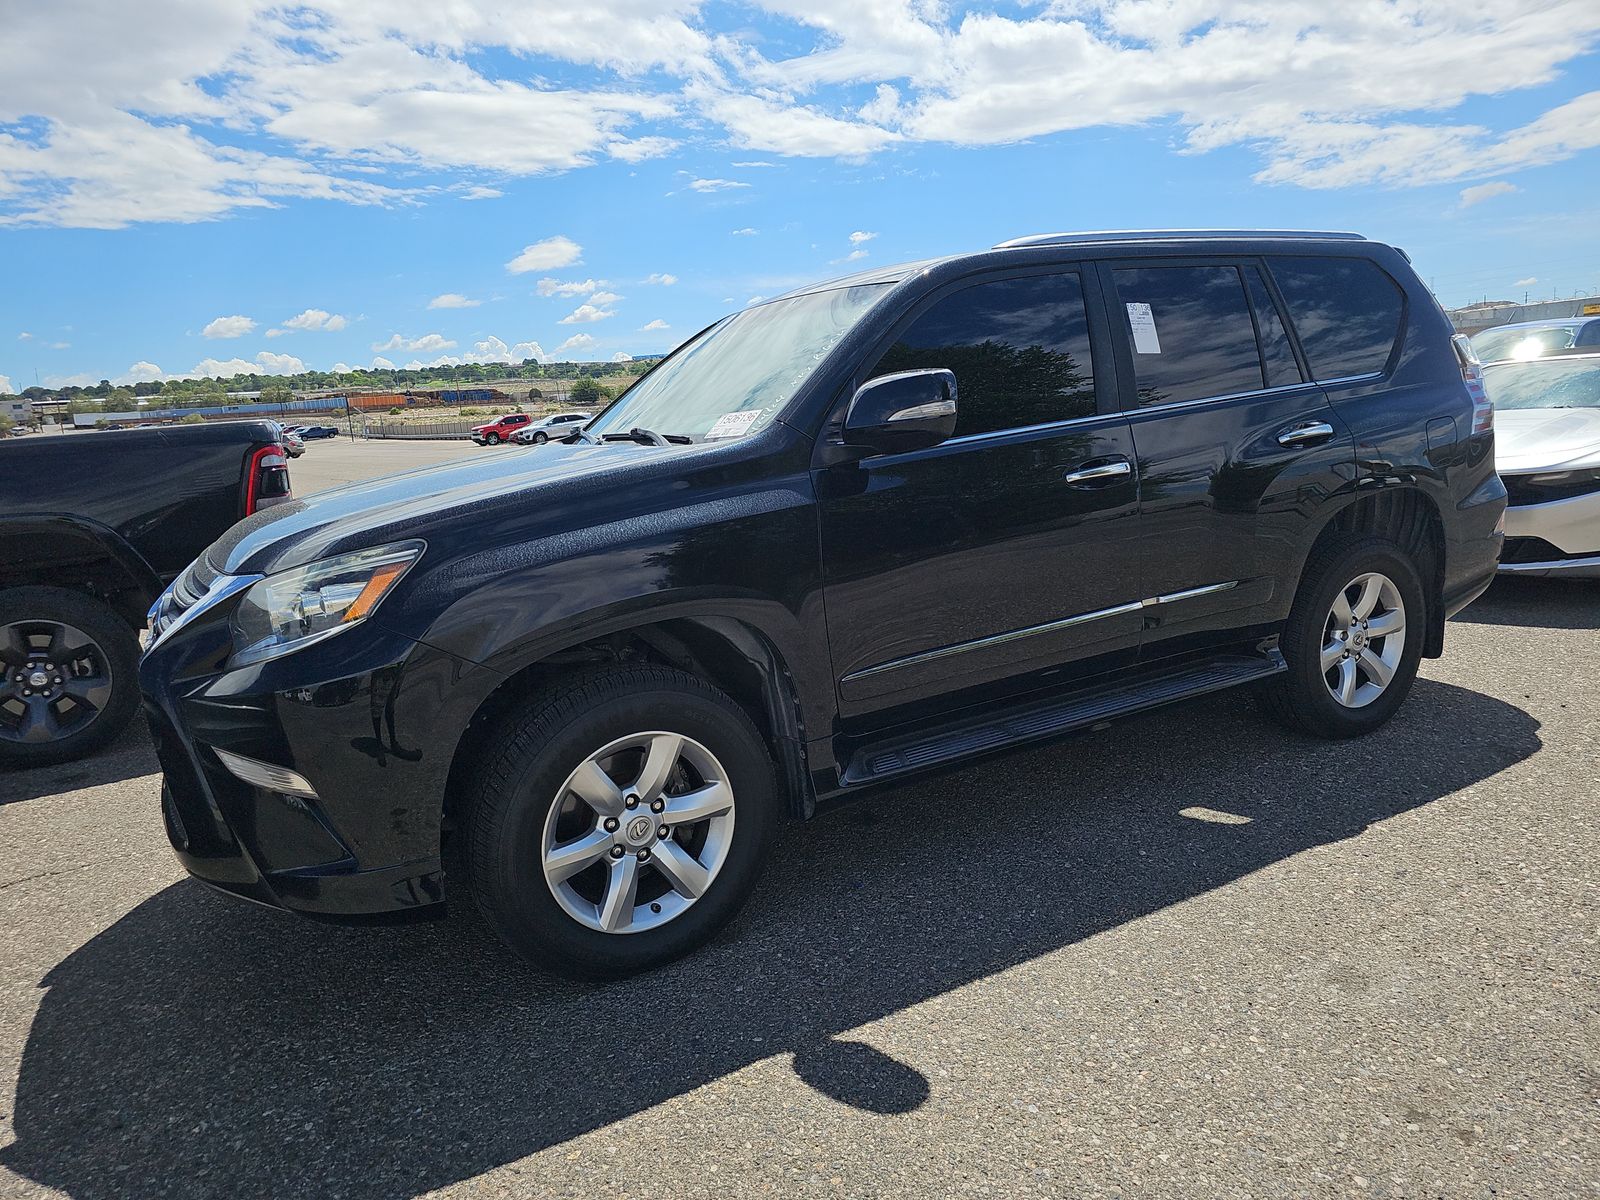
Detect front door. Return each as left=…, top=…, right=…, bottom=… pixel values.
left=815, top=267, right=1144, bottom=729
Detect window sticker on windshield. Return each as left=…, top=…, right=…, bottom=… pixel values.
left=1126, top=302, right=1161, bottom=354
left=705, top=409, right=762, bottom=440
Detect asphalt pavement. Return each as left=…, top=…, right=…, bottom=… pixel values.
left=0, top=447, right=1595, bottom=1196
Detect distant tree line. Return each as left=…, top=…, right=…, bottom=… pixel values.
left=1, top=357, right=660, bottom=407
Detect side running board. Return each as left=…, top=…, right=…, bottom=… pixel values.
left=842, top=651, right=1286, bottom=785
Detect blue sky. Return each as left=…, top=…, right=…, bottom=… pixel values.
left=4, top=1, right=1600, bottom=393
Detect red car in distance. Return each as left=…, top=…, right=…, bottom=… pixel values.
left=470, top=413, right=532, bottom=445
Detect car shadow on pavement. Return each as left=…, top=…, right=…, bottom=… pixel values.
left=0, top=721, right=157, bottom=807
left=2, top=680, right=1540, bottom=1199
left=1450, top=576, right=1599, bottom=631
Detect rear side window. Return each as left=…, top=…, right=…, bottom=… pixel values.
left=1269, top=256, right=1405, bottom=380
left=1245, top=268, right=1303, bottom=388
left=868, top=272, right=1097, bottom=438
left=1112, top=265, right=1264, bottom=406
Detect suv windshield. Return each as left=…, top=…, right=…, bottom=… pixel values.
left=586, top=284, right=893, bottom=442
left=1482, top=357, right=1600, bottom=410
left=1471, top=323, right=1579, bottom=363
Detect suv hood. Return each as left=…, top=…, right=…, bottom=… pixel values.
left=1496, top=408, right=1600, bottom=474
left=206, top=439, right=669, bottom=577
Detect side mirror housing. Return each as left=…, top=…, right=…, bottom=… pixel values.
left=843, top=369, right=958, bottom=456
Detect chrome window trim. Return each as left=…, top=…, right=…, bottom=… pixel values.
left=842, top=580, right=1239, bottom=683
left=1127, top=381, right=1318, bottom=418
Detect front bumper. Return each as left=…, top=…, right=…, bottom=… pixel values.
left=139, top=578, right=498, bottom=919
left=1500, top=486, right=1600, bottom=578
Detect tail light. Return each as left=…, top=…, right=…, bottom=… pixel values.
left=243, top=443, right=292, bottom=515
left=1452, top=334, right=1493, bottom=435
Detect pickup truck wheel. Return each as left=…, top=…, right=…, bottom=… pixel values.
left=0, top=587, right=140, bottom=767
left=462, top=665, right=779, bottom=978
left=1261, top=535, right=1425, bottom=739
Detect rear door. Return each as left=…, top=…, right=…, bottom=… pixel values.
left=1099, top=258, right=1355, bottom=659
left=815, top=265, right=1144, bottom=727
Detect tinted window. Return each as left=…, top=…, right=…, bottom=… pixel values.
left=1112, top=265, right=1263, bottom=406
left=1270, top=256, right=1404, bottom=379
left=869, top=273, right=1096, bottom=438
left=1246, top=268, right=1303, bottom=388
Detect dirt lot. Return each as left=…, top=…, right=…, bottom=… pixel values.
left=0, top=438, right=1595, bottom=1198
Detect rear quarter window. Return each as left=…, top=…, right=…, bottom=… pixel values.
left=1269, top=256, right=1405, bottom=380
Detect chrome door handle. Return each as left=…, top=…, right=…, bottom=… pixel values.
left=1277, top=420, right=1335, bottom=447
left=1062, top=458, right=1133, bottom=486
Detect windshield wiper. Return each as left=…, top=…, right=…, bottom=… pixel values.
left=600, top=427, right=694, bottom=446
left=559, top=427, right=598, bottom=444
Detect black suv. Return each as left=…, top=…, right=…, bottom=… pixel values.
left=140, top=230, right=1505, bottom=977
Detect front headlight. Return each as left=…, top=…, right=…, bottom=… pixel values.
left=229, top=540, right=424, bottom=668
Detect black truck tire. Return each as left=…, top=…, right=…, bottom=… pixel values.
left=0, top=586, right=142, bottom=768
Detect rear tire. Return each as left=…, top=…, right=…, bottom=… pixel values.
left=460, top=665, right=780, bottom=978
left=0, top=586, right=141, bottom=768
left=1260, top=535, right=1426, bottom=739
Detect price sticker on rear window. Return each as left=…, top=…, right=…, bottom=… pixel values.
left=1126, top=302, right=1162, bottom=354
left=705, top=409, right=762, bottom=440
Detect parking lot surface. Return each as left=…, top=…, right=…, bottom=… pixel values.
left=0, top=438, right=1595, bottom=1196
left=289, top=435, right=500, bottom=495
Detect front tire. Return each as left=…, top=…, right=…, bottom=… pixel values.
left=485, top=432, right=501, bottom=445
left=532, top=431, right=548, bottom=444
left=0, top=587, right=141, bottom=767
left=461, top=666, right=780, bottom=978
left=1261, top=534, right=1426, bottom=739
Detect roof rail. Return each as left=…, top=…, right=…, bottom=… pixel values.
left=994, top=229, right=1366, bottom=250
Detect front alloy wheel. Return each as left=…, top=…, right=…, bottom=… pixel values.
left=542, top=731, right=736, bottom=933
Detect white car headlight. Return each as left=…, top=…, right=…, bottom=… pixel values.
left=229, top=541, right=424, bottom=668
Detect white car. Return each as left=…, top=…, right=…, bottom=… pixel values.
left=510, top=412, right=593, bottom=445
left=1484, top=353, right=1600, bottom=578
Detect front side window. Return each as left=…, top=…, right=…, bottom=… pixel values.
left=867, top=273, right=1097, bottom=438
left=1270, top=256, right=1404, bottom=380
left=587, top=284, right=892, bottom=442
left=1112, top=265, right=1264, bottom=406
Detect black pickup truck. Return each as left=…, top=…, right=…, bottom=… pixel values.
left=0, top=421, right=290, bottom=766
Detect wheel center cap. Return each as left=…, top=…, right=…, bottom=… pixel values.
left=28, top=670, right=49, bottom=689
left=622, top=814, right=656, bottom=847
left=1349, top=629, right=1368, bottom=652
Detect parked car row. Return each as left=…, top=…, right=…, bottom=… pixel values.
left=470, top=411, right=593, bottom=445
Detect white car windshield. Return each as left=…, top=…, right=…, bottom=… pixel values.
left=586, top=284, right=893, bottom=442
left=1482, top=358, right=1600, bottom=410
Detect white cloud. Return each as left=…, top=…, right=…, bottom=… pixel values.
left=848, top=230, right=877, bottom=245
left=119, top=360, right=164, bottom=383
left=184, top=350, right=306, bottom=379
left=686, top=177, right=751, bottom=193
left=641, top=319, right=669, bottom=330
left=463, top=334, right=547, bottom=363
left=371, top=356, right=396, bottom=369
left=588, top=291, right=623, bottom=306
left=731, top=227, right=758, bottom=236
left=559, top=303, right=616, bottom=324
left=554, top=333, right=597, bottom=357
left=643, top=273, right=678, bottom=285
left=834, top=248, right=869, bottom=263
left=279, top=308, right=349, bottom=333
left=17, top=332, right=34, bottom=341
left=428, top=292, right=481, bottom=309
left=0, top=374, right=14, bottom=394
left=1514, top=276, right=1538, bottom=288
left=372, top=332, right=457, bottom=352
left=3, top=0, right=1600, bottom=233
left=747, top=295, right=765, bottom=304
left=202, top=314, right=255, bottom=339
left=49, top=341, right=70, bottom=350
left=611, top=351, right=632, bottom=362
left=536, top=277, right=607, bottom=297
left=1459, top=181, right=1519, bottom=208
left=730, top=160, right=776, bottom=168
left=332, top=362, right=351, bottom=372
left=507, top=235, right=582, bottom=274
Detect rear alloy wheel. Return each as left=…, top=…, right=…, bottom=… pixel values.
left=1260, top=534, right=1426, bottom=739
left=462, top=665, right=779, bottom=978
left=0, top=587, right=141, bottom=767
